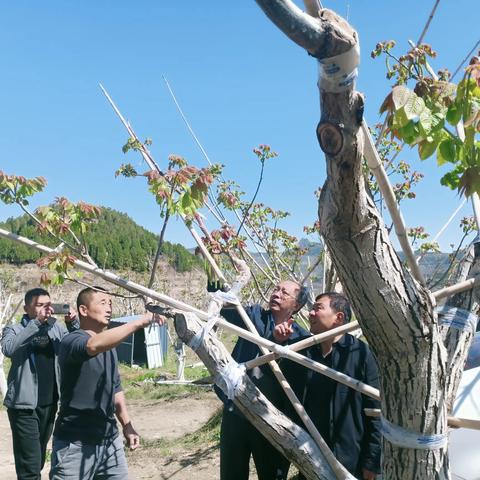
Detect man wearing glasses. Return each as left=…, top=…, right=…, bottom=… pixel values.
left=210, top=280, right=309, bottom=480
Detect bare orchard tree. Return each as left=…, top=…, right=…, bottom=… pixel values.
left=255, top=1, right=478, bottom=479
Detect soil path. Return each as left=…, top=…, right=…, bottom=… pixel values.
left=0, top=393, right=222, bottom=480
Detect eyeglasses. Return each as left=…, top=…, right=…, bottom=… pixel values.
left=271, top=286, right=296, bottom=300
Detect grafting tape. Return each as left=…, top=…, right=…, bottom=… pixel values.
left=381, top=417, right=448, bottom=450
left=437, top=305, right=478, bottom=334
left=210, top=290, right=240, bottom=305
left=189, top=314, right=221, bottom=351
left=216, top=360, right=246, bottom=401
left=318, top=43, right=360, bottom=92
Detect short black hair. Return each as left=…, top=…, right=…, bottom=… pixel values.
left=24, top=288, right=50, bottom=306
left=76, top=286, right=108, bottom=317
left=315, top=292, right=352, bottom=323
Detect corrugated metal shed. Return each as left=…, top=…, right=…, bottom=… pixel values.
left=109, top=315, right=169, bottom=368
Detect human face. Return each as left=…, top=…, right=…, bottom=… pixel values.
left=24, top=294, right=53, bottom=322
left=269, top=281, right=300, bottom=317
left=308, top=296, right=343, bottom=334
left=80, top=292, right=112, bottom=327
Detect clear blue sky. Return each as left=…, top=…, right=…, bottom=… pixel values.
left=0, top=1, right=478, bottom=251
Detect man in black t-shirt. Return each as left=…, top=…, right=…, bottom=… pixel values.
left=1, top=287, right=78, bottom=480
left=50, top=287, right=163, bottom=480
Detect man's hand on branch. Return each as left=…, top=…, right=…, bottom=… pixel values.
left=273, top=318, right=294, bottom=343
left=136, top=312, right=167, bottom=329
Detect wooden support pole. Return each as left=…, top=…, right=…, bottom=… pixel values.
left=362, top=121, right=426, bottom=286
left=364, top=408, right=480, bottom=431
left=245, top=320, right=360, bottom=370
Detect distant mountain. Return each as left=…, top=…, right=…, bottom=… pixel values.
left=296, top=239, right=451, bottom=286
left=0, top=208, right=202, bottom=273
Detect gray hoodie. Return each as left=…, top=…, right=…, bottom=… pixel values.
left=1, top=315, right=78, bottom=409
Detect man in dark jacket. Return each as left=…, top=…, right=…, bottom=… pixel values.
left=275, top=292, right=381, bottom=479
left=215, top=280, right=309, bottom=480
left=1, top=287, right=78, bottom=480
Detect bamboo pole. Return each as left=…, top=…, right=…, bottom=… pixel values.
left=416, top=199, right=466, bottom=263
left=364, top=408, right=480, bottom=431
left=0, top=225, right=351, bottom=478
left=433, top=275, right=480, bottom=301
left=303, top=1, right=425, bottom=286
left=362, top=121, right=426, bottom=286
left=217, top=317, right=380, bottom=400
left=162, top=76, right=279, bottom=283
left=0, top=228, right=207, bottom=318
left=2, top=226, right=478, bottom=435
left=245, top=320, right=360, bottom=370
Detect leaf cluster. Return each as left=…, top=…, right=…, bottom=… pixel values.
left=375, top=43, right=480, bottom=196
left=0, top=172, right=47, bottom=206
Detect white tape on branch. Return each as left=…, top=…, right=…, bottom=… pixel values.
left=318, top=43, right=360, bottom=92
left=189, top=314, right=221, bottom=351
left=211, top=290, right=240, bottom=305
left=216, top=360, right=246, bottom=401
left=437, top=306, right=478, bottom=334
left=381, top=417, right=448, bottom=450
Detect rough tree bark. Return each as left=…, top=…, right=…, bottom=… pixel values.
left=255, top=1, right=478, bottom=478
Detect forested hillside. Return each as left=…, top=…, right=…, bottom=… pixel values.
left=0, top=208, right=201, bottom=273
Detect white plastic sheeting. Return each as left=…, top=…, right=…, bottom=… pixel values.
left=451, top=332, right=480, bottom=480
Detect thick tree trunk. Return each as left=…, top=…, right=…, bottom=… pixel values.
left=254, top=1, right=479, bottom=478
left=317, top=89, right=448, bottom=478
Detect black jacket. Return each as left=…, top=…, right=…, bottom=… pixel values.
left=300, top=333, right=381, bottom=475
left=218, top=304, right=309, bottom=415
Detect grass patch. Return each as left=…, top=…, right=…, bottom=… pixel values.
left=123, top=382, right=212, bottom=401
left=118, top=363, right=214, bottom=401
left=138, top=407, right=222, bottom=456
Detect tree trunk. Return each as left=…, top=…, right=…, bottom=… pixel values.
left=254, top=1, right=478, bottom=478
left=317, top=88, right=448, bottom=479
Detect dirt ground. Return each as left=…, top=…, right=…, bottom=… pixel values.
left=0, top=393, right=224, bottom=480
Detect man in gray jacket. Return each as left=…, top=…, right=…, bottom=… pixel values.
left=1, top=287, right=77, bottom=480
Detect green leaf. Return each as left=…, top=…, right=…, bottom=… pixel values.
left=392, top=107, right=410, bottom=129
left=418, top=140, right=437, bottom=160
left=403, top=94, right=426, bottom=119
left=397, top=121, right=417, bottom=144
left=441, top=170, right=462, bottom=190
left=446, top=103, right=462, bottom=126
left=437, top=139, right=456, bottom=165
left=418, top=110, right=443, bottom=136
left=392, top=85, right=413, bottom=110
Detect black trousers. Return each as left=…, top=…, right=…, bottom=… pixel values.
left=7, top=404, right=57, bottom=480
left=220, top=408, right=290, bottom=480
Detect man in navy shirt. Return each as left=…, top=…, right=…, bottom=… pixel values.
left=50, top=287, right=163, bottom=480
left=216, top=280, right=309, bottom=480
